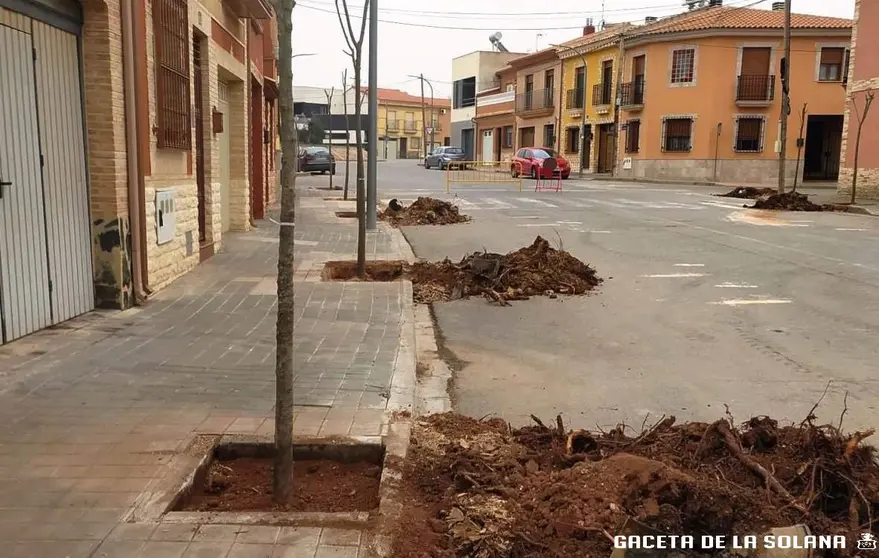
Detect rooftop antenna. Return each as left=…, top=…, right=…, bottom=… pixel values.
left=600, top=0, right=606, bottom=29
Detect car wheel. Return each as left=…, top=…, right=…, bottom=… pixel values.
left=440, top=161, right=446, bottom=170
left=530, top=166, right=538, bottom=180
left=424, top=160, right=430, bottom=169
left=321, top=169, right=327, bottom=175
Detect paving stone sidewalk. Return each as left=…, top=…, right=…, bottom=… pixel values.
left=0, top=184, right=414, bottom=557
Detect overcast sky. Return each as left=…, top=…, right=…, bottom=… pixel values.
left=290, top=0, right=855, bottom=99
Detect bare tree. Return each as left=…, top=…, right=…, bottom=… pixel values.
left=324, top=86, right=336, bottom=190
left=335, top=0, right=369, bottom=277
left=270, top=0, right=296, bottom=503
left=848, top=90, right=875, bottom=205
left=342, top=69, right=352, bottom=201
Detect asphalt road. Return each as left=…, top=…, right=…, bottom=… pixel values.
left=328, top=160, right=879, bottom=430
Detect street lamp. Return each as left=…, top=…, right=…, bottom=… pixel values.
left=407, top=74, right=435, bottom=157
left=552, top=43, right=589, bottom=178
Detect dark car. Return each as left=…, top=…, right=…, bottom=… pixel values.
left=424, top=146, right=466, bottom=170
left=511, top=147, right=571, bottom=179
left=298, top=146, right=336, bottom=174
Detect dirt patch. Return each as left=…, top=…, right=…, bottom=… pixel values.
left=335, top=211, right=358, bottom=218
left=391, top=413, right=878, bottom=557
left=715, top=187, right=776, bottom=199
left=750, top=192, right=826, bottom=211
left=181, top=458, right=381, bottom=512
left=406, top=236, right=602, bottom=305
left=380, top=197, right=470, bottom=227
left=322, top=260, right=405, bottom=282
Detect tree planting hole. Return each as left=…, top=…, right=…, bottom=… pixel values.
left=172, top=442, right=383, bottom=513
left=322, top=260, right=405, bottom=282
left=335, top=211, right=358, bottom=218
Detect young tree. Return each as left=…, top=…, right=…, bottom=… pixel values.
left=270, top=0, right=296, bottom=503
left=307, top=119, right=325, bottom=145
left=335, top=0, right=369, bottom=277
left=342, top=69, right=352, bottom=201
left=848, top=90, right=875, bottom=205
left=324, top=86, right=336, bottom=189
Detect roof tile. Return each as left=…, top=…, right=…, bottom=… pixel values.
left=360, top=87, right=450, bottom=106
left=638, top=6, right=851, bottom=35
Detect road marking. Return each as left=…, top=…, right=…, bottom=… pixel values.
left=836, top=228, right=868, bottom=231
left=714, top=282, right=759, bottom=288
left=710, top=299, right=792, bottom=306
left=516, top=223, right=554, bottom=228
left=589, top=230, right=612, bottom=234
left=512, top=215, right=542, bottom=219
left=518, top=198, right=559, bottom=208
left=556, top=220, right=582, bottom=224
left=702, top=201, right=746, bottom=210
left=454, top=199, right=480, bottom=208
left=484, top=197, right=515, bottom=209
left=674, top=263, right=705, bottom=267
left=640, top=273, right=708, bottom=278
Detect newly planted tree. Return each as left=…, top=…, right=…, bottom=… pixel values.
left=848, top=90, right=875, bottom=205
left=270, top=0, right=296, bottom=503
left=324, top=86, right=336, bottom=190
left=342, top=69, right=352, bottom=201
left=335, top=0, right=368, bottom=277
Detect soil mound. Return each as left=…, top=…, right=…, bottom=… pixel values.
left=406, top=236, right=602, bottom=305
left=715, top=187, right=776, bottom=199
left=392, top=413, right=878, bottom=557
left=751, top=192, right=825, bottom=211
left=380, top=197, right=470, bottom=227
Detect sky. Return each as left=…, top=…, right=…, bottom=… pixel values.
left=290, top=0, right=856, bottom=100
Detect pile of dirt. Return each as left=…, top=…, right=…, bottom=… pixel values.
left=380, top=197, right=471, bottom=227
left=715, top=187, right=776, bottom=199
left=391, top=413, right=878, bottom=557
left=751, top=192, right=826, bottom=211
left=406, top=236, right=602, bottom=305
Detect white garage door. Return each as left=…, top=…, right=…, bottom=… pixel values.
left=386, top=139, right=398, bottom=160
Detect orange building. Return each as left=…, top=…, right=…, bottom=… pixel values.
left=473, top=65, right=517, bottom=163
left=615, top=4, right=852, bottom=186
left=839, top=0, right=879, bottom=199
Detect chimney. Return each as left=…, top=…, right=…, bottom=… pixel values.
left=645, top=16, right=658, bottom=23
left=708, top=0, right=722, bottom=6
left=772, top=1, right=784, bottom=10
left=583, top=17, right=595, bottom=36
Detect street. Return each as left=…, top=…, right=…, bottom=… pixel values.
left=350, top=160, right=879, bottom=430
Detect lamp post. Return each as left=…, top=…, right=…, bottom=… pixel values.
left=552, top=43, right=589, bottom=178
left=407, top=74, right=436, bottom=156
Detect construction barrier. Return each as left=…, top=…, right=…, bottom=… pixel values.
left=445, top=160, right=523, bottom=193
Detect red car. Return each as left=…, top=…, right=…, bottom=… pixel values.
left=511, top=147, right=571, bottom=179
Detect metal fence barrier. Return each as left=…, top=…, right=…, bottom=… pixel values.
left=444, top=160, right=523, bottom=193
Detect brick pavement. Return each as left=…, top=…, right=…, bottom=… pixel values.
left=0, top=185, right=414, bottom=557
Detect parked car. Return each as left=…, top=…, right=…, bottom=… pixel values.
left=424, top=146, right=466, bottom=170
left=298, top=146, right=335, bottom=174
left=511, top=147, right=571, bottom=179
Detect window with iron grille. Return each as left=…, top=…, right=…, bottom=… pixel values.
left=153, top=0, right=192, bottom=150
left=543, top=124, right=555, bottom=148
left=661, top=117, right=692, bottom=152
left=565, top=127, right=579, bottom=153
left=818, top=47, right=846, bottom=82
left=625, top=120, right=640, bottom=153
left=670, top=48, right=695, bottom=84
left=734, top=116, right=764, bottom=153
left=503, top=126, right=513, bottom=148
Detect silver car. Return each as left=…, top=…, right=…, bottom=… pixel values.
left=424, top=146, right=466, bottom=170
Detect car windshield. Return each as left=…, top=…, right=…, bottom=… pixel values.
left=305, top=147, right=328, bottom=154
left=443, top=148, right=463, bottom=154
left=532, top=149, right=551, bottom=158
left=541, top=148, right=557, bottom=157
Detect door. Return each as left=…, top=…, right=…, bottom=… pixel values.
left=602, top=60, right=614, bottom=104
left=193, top=34, right=207, bottom=246
left=632, top=55, right=646, bottom=102
left=0, top=21, right=53, bottom=342
left=218, top=83, right=231, bottom=233
left=597, top=124, right=614, bottom=173
left=495, top=127, right=502, bottom=161
left=740, top=47, right=771, bottom=100
left=481, top=129, right=493, bottom=162
left=399, top=137, right=408, bottom=159
left=574, top=66, right=585, bottom=108
left=386, top=139, right=398, bottom=160
left=250, top=80, right=264, bottom=220
left=461, top=128, right=474, bottom=160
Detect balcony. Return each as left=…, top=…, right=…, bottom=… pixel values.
left=403, top=121, right=418, bottom=133
left=736, top=75, right=775, bottom=106
left=515, top=87, right=555, bottom=115
left=620, top=79, right=645, bottom=110
left=592, top=83, right=612, bottom=106
left=428, top=121, right=442, bottom=132
left=566, top=88, right=586, bottom=110
left=387, top=119, right=400, bottom=132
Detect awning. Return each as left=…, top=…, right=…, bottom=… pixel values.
left=263, top=77, right=279, bottom=101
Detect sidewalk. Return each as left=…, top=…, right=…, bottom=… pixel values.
left=0, top=185, right=414, bottom=557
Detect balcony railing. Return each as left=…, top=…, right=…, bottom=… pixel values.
left=403, top=121, right=418, bottom=133
left=387, top=119, right=400, bottom=131
left=516, top=87, right=555, bottom=113
left=592, top=83, right=612, bottom=106
left=620, top=79, right=645, bottom=107
left=566, top=87, right=586, bottom=110
left=736, top=75, right=775, bottom=103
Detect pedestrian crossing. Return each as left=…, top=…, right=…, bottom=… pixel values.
left=381, top=193, right=716, bottom=212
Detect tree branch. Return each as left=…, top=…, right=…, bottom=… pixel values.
left=334, top=0, right=355, bottom=54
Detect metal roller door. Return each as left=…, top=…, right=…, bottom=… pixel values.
left=0, top=7, right=92, bottom=344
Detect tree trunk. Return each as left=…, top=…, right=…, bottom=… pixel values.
left=344, top=83, right=351, bottom=201
left=353, top=73, right=366, bottom=277
left=852, top=121, right=863, bottom=205
left=271, top=0, right=295, bottom=504
left=328, top=104, right=334, bottom=190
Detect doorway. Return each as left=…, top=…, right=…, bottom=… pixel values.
left=597, top=123, right=615, bottom=173
left=581, top=124, right=592, bottom=171
left=250, top=79, right=264, bottom=220
left=803, top=115, right=843, bottom=181
left=193, top=33, right=210, bottom=260
left=481, top=129, right=493, bottom=162
left=519, top=126, right=535, bottom=148
left=461, top=128, right=474, bottom=159
left=218, top=82, right=231, bottom=233
left=399, top=137, right=408, bottom=159
left=386, top=139, right=398, bottom=160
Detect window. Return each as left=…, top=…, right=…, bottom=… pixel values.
left=662, top=117, right=693, bottom=152
left=565, top=127, right=579, bottom=153
left=503, top=126, right=513, bottom=148
left=153, top=0, right=191, bottom=149
left=625, top=120, right=640, bottom=153
left=544, top=69, right=554, bottom=93
left=543, top=124, right=555, bottom=148
left=819, top=47, right=846, bottom=82
left=734, top=116, right=764, bottom=152
left=671, top=48, right=695, bottom=84
left=412, top=136, right=421, bottom=149
left=453, top=77, right=476, bottom=108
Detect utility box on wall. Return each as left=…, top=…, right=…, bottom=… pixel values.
left=155, top=189, right=176, bottom=245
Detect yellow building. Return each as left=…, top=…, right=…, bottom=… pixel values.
left=365, top=87, right=451, bottom=160
left=557, top=24, right=632, bottom=173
